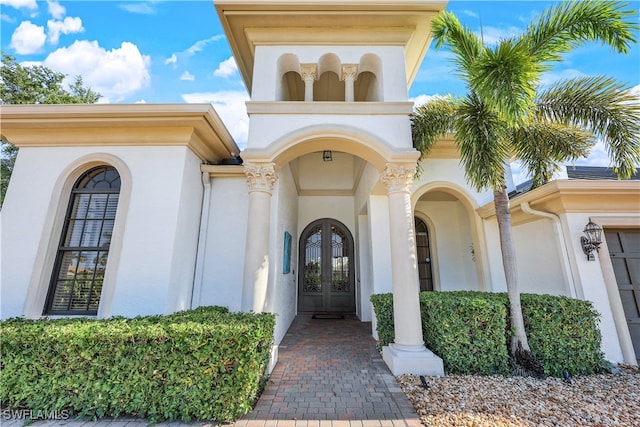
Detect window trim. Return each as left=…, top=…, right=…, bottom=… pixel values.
left=19, top=154, right=131, bottom=320
left=43, top=166, right=121, bottom=315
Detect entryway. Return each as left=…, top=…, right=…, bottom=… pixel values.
left=605, top=228, right=640, bottom=362
left=239, top=315, right=421, bottom=422
left=298, top=218, right=356, bottom=313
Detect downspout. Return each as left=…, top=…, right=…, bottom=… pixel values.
left=191, top=169, right=212, bottom=308
left=520, top=201, right=578, bottom=298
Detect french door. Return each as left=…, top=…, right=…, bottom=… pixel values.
left=298, top=218, right=355, bottom=313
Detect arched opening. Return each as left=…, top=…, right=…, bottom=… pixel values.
left=315, top=53, right=344, bottom=101
left=357, top=53, right=382, bottom=101
left=281, top=70, right=304, bottom=101
left=314, top=71, right=344, bottom=101
left=354, top=71, right=378, bottom=102
left=414, top=188, right=481, bottom=292
left=277, top=53, right=303, bottom=101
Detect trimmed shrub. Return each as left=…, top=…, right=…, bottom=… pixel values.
left=520, top=293, right=608, bottom=377
left=370, top=291, right=607, bottom=377
left=419, top=292, right=510, bottom=375
left=0, top=306, right=275, bottom=424
left=370, top=293, right=394, bottom=349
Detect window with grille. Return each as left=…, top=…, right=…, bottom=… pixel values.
left=44, top=166, right=121, bottom=315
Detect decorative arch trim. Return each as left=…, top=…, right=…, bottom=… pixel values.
left=241, top=123, right=419, bottom=171
left=411, top=181, right=480, bottom=212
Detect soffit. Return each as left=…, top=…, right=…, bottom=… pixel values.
left=215, top=0, right=448, bottom=94
left=0, top=104, right=240, bottom=163
left=289, top=151, right=366, bottom=196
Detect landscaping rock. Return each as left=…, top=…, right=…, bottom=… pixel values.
left=397, top=365, right=640, bottom=426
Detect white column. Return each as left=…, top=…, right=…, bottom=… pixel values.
left=380, top=163, right=444, bottom=376
left=301, top=64, right=317, bottom=102
left=381, top=164, right=424, bottom=348
left=242, top=163, right=277, bottom=312
left=342, top=64, right=357, bottom=102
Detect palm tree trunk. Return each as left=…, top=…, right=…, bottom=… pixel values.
left=493, top=185, right=544, bottom=376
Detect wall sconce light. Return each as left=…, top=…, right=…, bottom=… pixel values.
left=323, top=150, right=332, bottom=162
left=581, top=220, right=603, bottom=261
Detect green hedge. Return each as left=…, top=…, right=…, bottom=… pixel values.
left=520, top=293, right=608, bottom=377
left=0, top=306, right=275, bottom=424
left=419, top=292, right=510, bottom=375
left=370, top=291, right=607, bottom=377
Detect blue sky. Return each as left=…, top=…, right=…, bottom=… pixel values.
left=2, top=0, right=639, bottom=181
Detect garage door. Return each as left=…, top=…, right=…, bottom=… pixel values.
left=605, top=229, right=640, bottom=362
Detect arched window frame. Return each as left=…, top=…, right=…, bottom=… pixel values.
left=43, top=165, right=121, bottom=315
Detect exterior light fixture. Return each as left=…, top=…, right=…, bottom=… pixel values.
left=581, top=220, right=603, bottom=261
left=323, top=150, right=332, bottom=162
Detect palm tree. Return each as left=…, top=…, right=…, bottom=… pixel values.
left=412, top=0, right=639, bottom=375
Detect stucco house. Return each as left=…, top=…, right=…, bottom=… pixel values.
left=1, top=1, right=639, bottom=375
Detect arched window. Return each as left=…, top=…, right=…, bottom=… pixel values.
left=44, top=166, right=121, bottom=315
left=415, top=217, right=434, bottom=292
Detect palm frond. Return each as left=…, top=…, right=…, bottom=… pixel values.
left=431, top=11, right=484, bottom=76
left=411, top=96, right=458, bottom=159
left=522, top=0, right=638, bottom=64
left=512, top=122, right=594, bottom=188
left=470, top=39, right=540, bottom=125
left=454, top=93, right=511, bottom=191
left=536, top=76, right=640, bottom=178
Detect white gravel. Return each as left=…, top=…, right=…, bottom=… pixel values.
left=397, top=365, right=640, bottom=427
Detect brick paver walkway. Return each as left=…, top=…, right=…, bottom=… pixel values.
left=236, top=315, right=419, bottom=424
left=8, top=315, right=420, bottom=427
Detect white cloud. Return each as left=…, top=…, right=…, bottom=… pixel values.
left=214, top=56, right=238, bottom=78
left=462, top=9, right=478, bottom=18
left=409, top=94, right=455, bottom=109
left=44, top=40, right=151, bottom=103
left=47, top=16, right=83, bottom=44
left=510, top=160, right=531, bottom=186
left=9, top=21, right=46, bottom=54
left=182, top=90, right=250, bottom=150
left=180, top=71, right=195, bottom=81
left=1, top=13, right=16, bottom=23
left=574, top=141, right=610, bottom=167
left=166, top=35, right=225, bottom=68
left=539, top=68, right=587, bottom=88
left=0, top=0, right=37, bottom=10
left=47, top=0, right=65, bottom=19
left=478, top=25, right=523, bottom=46
left=186, top=35, right=225, bottom=55
left=118, top=3, right=156, bottom=15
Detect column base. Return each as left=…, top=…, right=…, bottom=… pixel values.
left=382, top=344, right=444, bottom=376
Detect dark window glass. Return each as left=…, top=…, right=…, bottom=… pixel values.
left=44, top=166, right=120, bottom=315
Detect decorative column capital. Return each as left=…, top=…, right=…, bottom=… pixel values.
left=341, top=64, right=358, bottom=81
left=301, top=64, right=317, bottom=82
left=244, top=163, right=277, bottom=193
left=381, top=163, right=416, bottom=194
